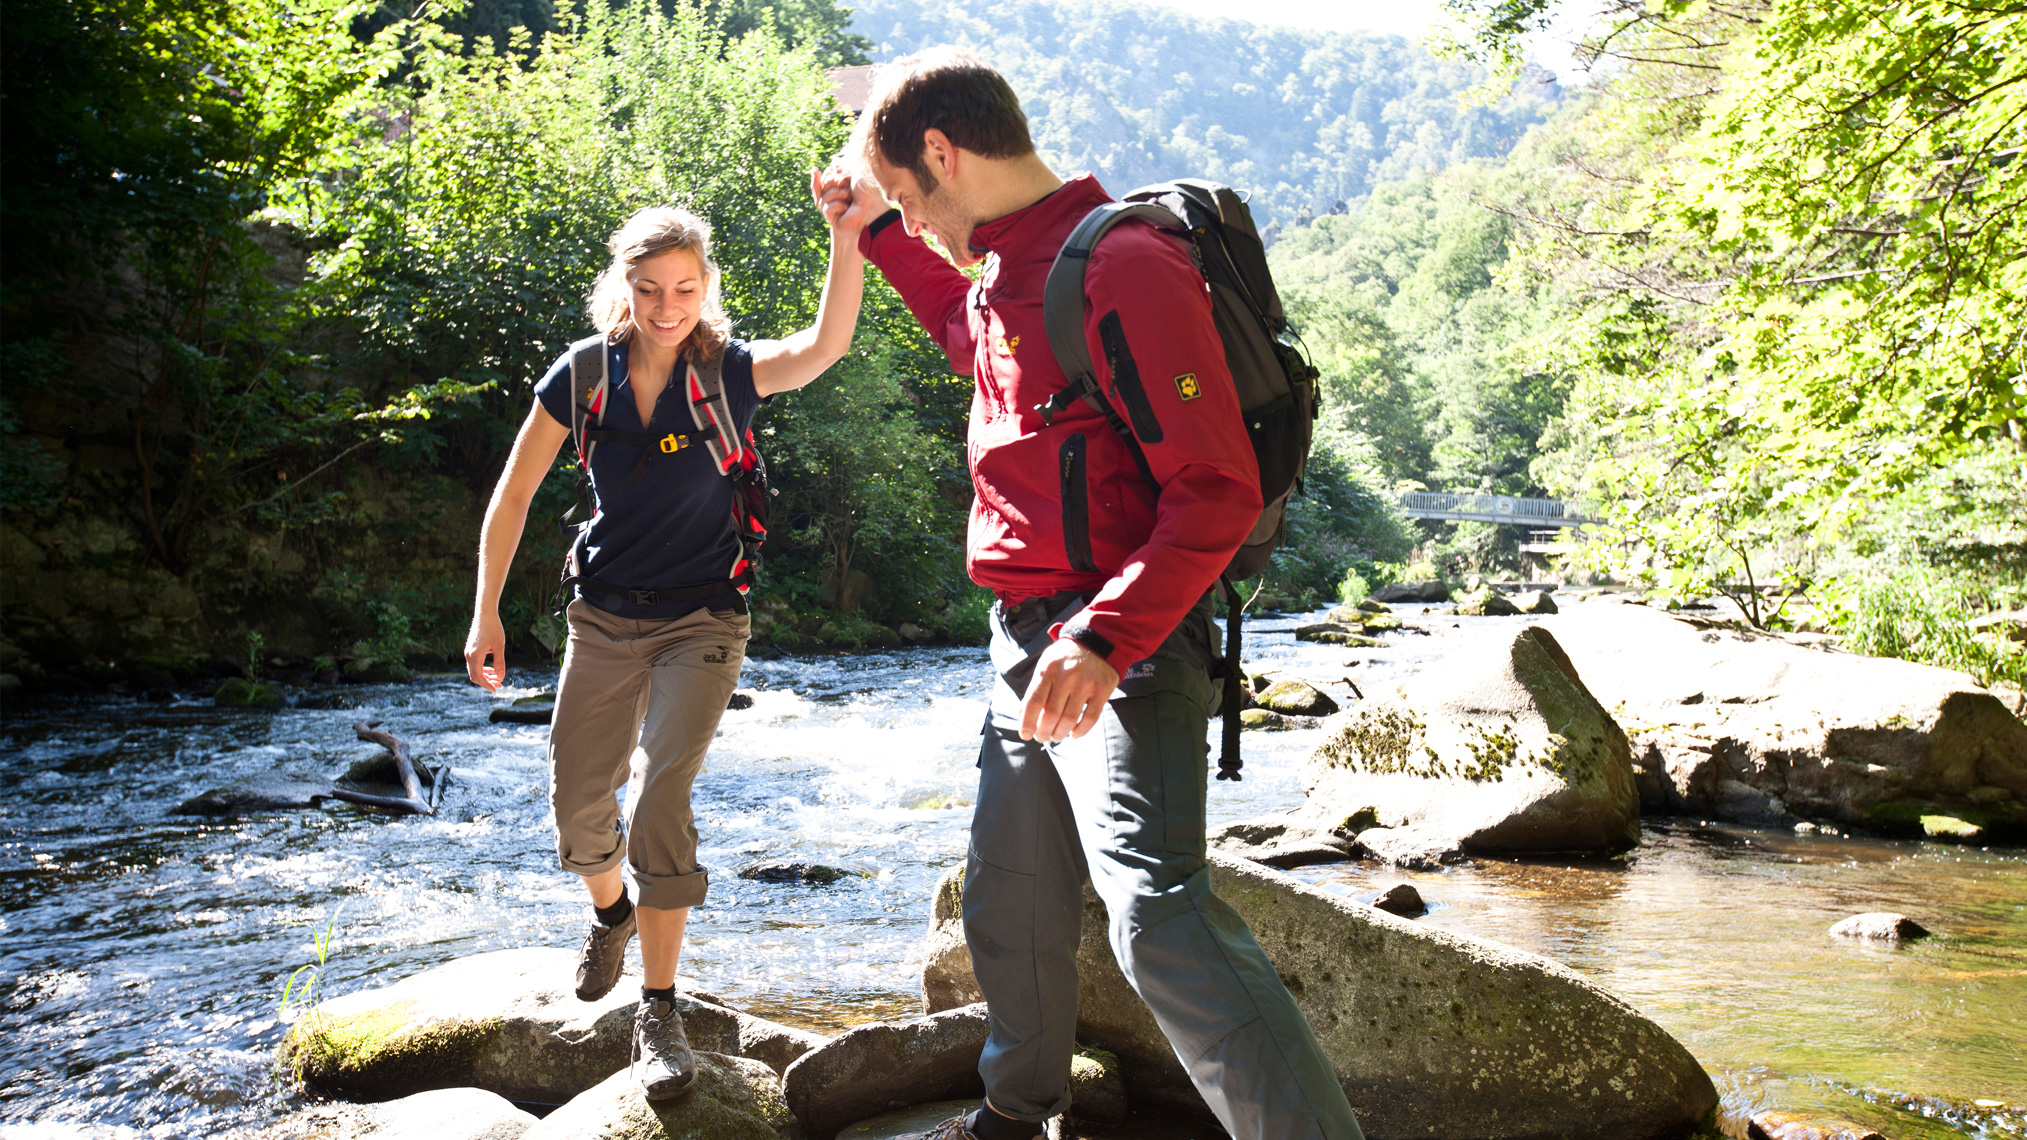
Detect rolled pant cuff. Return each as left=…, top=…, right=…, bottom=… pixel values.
left=634, top=866, right=709, bottom=910
left=561, top=844, right=628, bottom=880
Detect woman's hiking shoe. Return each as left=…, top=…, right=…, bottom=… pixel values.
left=632, top=995, right=697, bottom=1101
left=573, top=909, right=636, bottom=1001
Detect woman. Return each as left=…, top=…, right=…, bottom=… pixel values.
left=464, top=172, right=870, bottom=1102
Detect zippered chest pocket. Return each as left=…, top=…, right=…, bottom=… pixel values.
left=1059, top=431, right=1095, bottom=573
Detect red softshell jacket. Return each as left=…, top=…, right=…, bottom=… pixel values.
left=859, top=174, right=1263, bottom=670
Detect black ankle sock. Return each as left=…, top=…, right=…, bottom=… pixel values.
left=594, top=892, right=633, bottom=928
left=965, top=1106, right=1043, bottom=1140
left=642, top=985, right=677, bottom=1004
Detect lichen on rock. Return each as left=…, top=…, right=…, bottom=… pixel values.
left=1303, top=625, right=1639, bottom=858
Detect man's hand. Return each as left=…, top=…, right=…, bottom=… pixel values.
left=812, top=166, right=883, bottom=236
left=1020, top=636, right=1120, bottom=743
left=464, top=612, right=507, bottom=691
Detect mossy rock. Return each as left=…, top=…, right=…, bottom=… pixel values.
left=1303, top=625, right=1639, bottom=857
left=1356, top=613, right=1404, bottom=632
left=1294, top=624, right=1387, bottom=648
left=1241, top=708, right=1295, bottom=731
left=276, top=948, right=636, bottom=1105
left=284, top=1003, right=495, bottom=1101
left=1069, top=1046, right=1127, bottom=1121
left=1256, top=679, right=1340, bottom=718
left=213, top=677, right=282, bottom=708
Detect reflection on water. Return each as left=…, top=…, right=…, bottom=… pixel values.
left=0, top=602, right=2022, bottom=1139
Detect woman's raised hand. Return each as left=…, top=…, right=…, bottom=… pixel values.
left=811, top=165, right=879, bottom=236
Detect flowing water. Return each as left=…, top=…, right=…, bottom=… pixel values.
left=0, top=600, right=2022, bottom=1139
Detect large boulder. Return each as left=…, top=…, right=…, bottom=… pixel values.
left=521, top=1055, right=792, bottom=1140
left=921, top=855, right=1715, bottom=1139
left=279, top=948, right=822, bottom=1104
left=1541, top=601, right=2027, bottom=835
left=1301, top=625, right=1640, bottom=861
left=1374, top=580, right=1449, bottom=603
left=781, top=1003, right=990, bottom=1137
left=253, top=1087, right=535, bottom=1140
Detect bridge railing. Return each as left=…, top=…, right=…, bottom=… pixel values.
left=1397, top=492, right=1597, bottom=527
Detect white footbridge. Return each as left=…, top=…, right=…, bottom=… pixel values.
left=1397, top=492, right=1599, bottom=553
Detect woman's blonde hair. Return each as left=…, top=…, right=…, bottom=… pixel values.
left=586, top=206, right=731, bottom=363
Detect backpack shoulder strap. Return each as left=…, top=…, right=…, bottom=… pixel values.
left=682, top=354, right=740, bottom=476
left=1037, top=201, right=1185, bottom=496
left=566, top=333, right=611, bottom=466
left=1040, top=201, right=1184, bottom=415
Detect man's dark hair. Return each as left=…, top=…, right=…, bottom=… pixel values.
left=858, top=47, right=1034, bottom=191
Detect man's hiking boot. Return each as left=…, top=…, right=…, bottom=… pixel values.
left=915, top=1110, right=1055, bottom=1140
left=632, top=995, right=697, bottom=1101
left=574, top=908, right=636, bottom=1001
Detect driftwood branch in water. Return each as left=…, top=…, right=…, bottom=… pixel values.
left=325, top=787, right=433, bottom=813
left=349, top=720, right=433, bottom=815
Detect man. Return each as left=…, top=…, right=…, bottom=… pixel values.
left=836, top=48, right=1365, bottom=1140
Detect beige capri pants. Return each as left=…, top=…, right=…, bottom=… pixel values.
left=547, top=599, right=749, bottom=910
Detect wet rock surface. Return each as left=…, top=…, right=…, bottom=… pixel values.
left=1828, top=912, right=1930, bottom=942
left=173, top=768, right=335, bottom=815
left=1302, top=625, right=1640, bottom=862
left=1369, top=883, right=1426, bottom=917
left=1208, top=817, right=1356, bottom=869
left=520, top=1054, right=792, bottom=1140
left=781, top=1002, right=990, bottom=1137
left=253, top=1087, right=536, bottom=1140
left=739, top=861, right=852, bottom=885
left=921, top=855, right=1715, bottom=1139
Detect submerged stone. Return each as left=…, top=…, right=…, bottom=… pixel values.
left=738, top=861, right=850, bottom=885
left=173, top=768, right=333, bottom=815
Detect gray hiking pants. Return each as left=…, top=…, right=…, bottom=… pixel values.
left=967, top=591, right=1363, bottom=1140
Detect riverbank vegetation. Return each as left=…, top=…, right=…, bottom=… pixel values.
left=1, top=0, right=2019, bottom=692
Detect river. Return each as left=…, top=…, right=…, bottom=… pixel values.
left=0, top=600, right=2021, bottom=1139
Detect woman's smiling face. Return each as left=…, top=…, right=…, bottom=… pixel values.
left=627, top=247, right=707, bottom=349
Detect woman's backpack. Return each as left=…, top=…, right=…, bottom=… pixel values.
left=553, top=334, right=771, bottom=613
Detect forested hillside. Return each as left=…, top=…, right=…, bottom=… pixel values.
left=1, top=0, right=2018, bottom=697
left=848, top=0, right=1560, bottom=228
left=1271, top=0, right=2026, bottom=688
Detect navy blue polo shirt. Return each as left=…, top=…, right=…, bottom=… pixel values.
left=535, top=338, right=765, bottom=621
